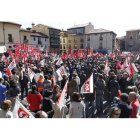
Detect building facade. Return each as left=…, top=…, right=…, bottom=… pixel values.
left=86, top=29, right=117, bottom=53
left=60, top=30, right=68, bottom=53
left=20, top=28, right=49, bottom=51
left=125, top=29, right=140, bottom=52
left=0, top=21, right=21, bottom=49
left=32, top=24, right=61, bottom=53
left=67, top=22, right=94, bottom=49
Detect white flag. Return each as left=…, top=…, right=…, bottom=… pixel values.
left=8, top=59, right=16, bottom=71
left=56, top=66, right=67, bottom=81
left=81, top=73, right=93, bottom=93
left=56, top=57, right=63, bottom=66
left=12, top=99, right=34, bottom=118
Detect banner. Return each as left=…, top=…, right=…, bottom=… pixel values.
left=12, top=99, right=34, bottom=118
left=81, top=73, right=93, bottom=93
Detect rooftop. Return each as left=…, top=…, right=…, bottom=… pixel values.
left=67, top=22, right=91, bottom=30
left=20, top=28, right=48, bottom=38
left=126, top=29, right=140, bottom=32
left=87, top=28, right=116, bottom=34
left=0, top=21, right=21, bottom=26
left=34, top=24, right=61, bottom=31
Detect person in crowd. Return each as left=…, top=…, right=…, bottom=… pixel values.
left=42, top=90, right=54, bottom=118
left=67, top=74, right=79, bottom=100
left=108, top=74, right=120, bottom=106
left=3, top=75, right=10, bottom=90
left=34, top=110, right=48, bottom=118
left=52, top=84, right=61, bottom=102
left=51, top=93, right=68, bottom=118
left=12, top=70, right=19, bottom=87
left=0, top=78, right=7, bottom=107
left=129, top=92, right=140, bottom=118
left=108, top=106, right=121, bottom=118
left=60, top=74, right=67, bottom=90
left=19, top=71, right=30, bottom=100
left=118, top=93, right=132, bottom=118
left=6, top=80, right=20, bottom=111
left=0, top=100, right=13, bottom=118
left=95, top=74, right=106, bottom=117
left=68, top=92, right=85, bottom=118
left=37, top=74, right=45, bottom=95
left=44, top=75, right=52, bottom=91
left=27, top=85, right=43, bottom=113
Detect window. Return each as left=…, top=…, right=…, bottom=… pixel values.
left=24, top=36, right=27, bottom=41
left=130, top=36, right=133, bottom=39
left=80, top=39, right=84, bottom=42
left=63, top=38, right=65, bottom=43
left=99, top=42, right=103, bottom=49
left=45, top=38, right=47, bottom=42
left=99, top=34, right=103, bottom=40
left=64, top=45, right=65, bottom=49
left=81, top=44, right=84, bottom=49
left=34, top=37, right=36, bottom=41
left=8, top=34, right=12, bottom=42
left=87, top=36, right=90, bottom=41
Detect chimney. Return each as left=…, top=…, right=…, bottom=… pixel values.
left=32, top=22, right=35, bottom=28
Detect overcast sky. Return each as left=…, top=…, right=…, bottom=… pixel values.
left=0, top=0, right=140, bottom=37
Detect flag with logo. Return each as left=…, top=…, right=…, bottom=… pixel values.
left=8, top=59, right=16, bottom=70
left=56, top=66, right=67, bottom=81
left=12, top=99, right=34, bottom=118
left=81, top=73, right=93, bottom=93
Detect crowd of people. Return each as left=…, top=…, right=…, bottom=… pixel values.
left=0, top=47, right=140, bottom=118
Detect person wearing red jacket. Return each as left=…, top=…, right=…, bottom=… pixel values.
left=27, top=85, right=43, bottom=113
left=129, top=92, right=140, bottom=118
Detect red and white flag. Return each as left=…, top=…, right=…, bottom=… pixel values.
left=58, top=80, right=68, bottom=110
left=56, top=57, right=63, bottom=66
left=81, top=73, right=93, bottom=93
left=56, top=66, right=67, bottom=81
left=125, top=63, right=138, bottom=81
left=12, top=99, right=34, bottom=118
